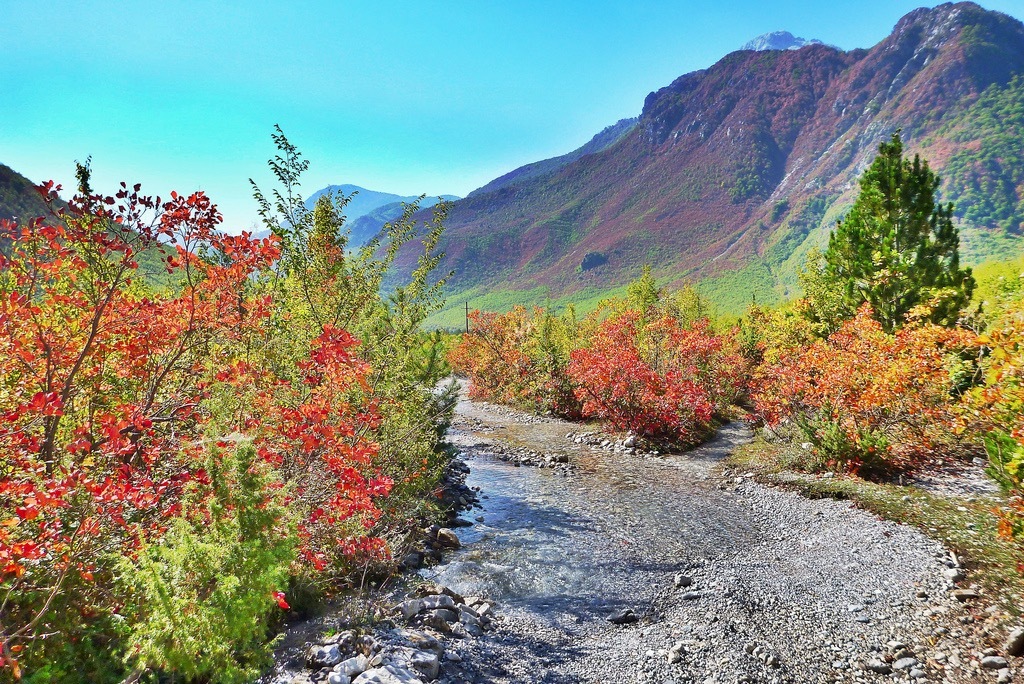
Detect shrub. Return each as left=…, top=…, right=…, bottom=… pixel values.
left=568, top=311, right=743, bottom=446
left=753, top=305, right=976, bottom=475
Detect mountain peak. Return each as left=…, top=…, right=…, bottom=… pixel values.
left=740, top=31, right=824, bottom=52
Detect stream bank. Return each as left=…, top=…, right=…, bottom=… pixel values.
left=269, top=385, right=1020, bottom=683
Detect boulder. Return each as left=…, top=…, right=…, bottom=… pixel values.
left=1006, top=626, right=1024, bottom=657
left=382, top=646, right=440, bottom=681
left=435, top=529, right=461, bottom=548
left=352, top=665, right=424, bottom=684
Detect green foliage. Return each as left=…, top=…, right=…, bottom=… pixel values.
left=251, top=127, right=457, bottom=560
left=798, top=248, right=849, bottom=337
left=626, top=265, right=662, bottom=315
left=116, top=444, right=295, bottom=684
left=822, top=132, right=975, bottom=332
left=941, top=76, right=1024, bottom=236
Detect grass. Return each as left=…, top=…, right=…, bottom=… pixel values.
left=726, top=436, right=1024, bottom=613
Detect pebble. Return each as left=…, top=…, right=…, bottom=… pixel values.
left=982, top=655, right=1009, bottom=669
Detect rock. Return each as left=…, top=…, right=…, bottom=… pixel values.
left=476, top=602, right=493, bottom=617
left=680, top=591, right=701, bottom=601
left=415, top=585, right=463, bottom=604
left=673, top=573, right=693, bottom=588
left=420, top=612, right=452, bottom=634
left=1006, top=626, right=1024, bottom=656
left=391, top=629, right=443, bottom=656
left=396, top=599, right=424, bottom=620
left=607, top=608, right=639, bottom=625
left=434, top=528, right=461, bottom=548
left=951, top=588, right=980, bottom=602
left=624, top=434, right=638, bottom=448
left=943, top=566, right=965, bottom=580
left=909, top=668, right=926, bottom=680
left=421, top=594, right=456, bottom=611
left=328, top=674, right=351, bottom=684
left=450, top=622, right=469, bottom=639
left=982, top=655, right=1009, bottom=669
left=998, top=668, right=1012, bottom=684
left=382, top=646, right=440, bottom=681
left=335, top=655, right=371, bottom=678
left=893, top=657, right=917, bottom=670
left=429, top=608, right=460, bottom=624
left=352, top=665, right=424, bottom=684
left=308, top=643, right=344, bottom=668
left=459, top=611, right=482, bottom=628
left=865, top=659, right=892, bottom=674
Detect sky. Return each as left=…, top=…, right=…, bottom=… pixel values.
left=3, top=0, right=1024, bottom=231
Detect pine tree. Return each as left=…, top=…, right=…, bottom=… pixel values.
left=822, top=132, right=974, bottom=332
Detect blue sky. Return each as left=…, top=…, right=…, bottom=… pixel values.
left=2, top=0, right=1023, bottom=230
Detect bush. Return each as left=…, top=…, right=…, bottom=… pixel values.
left=568, top=312, right=743, bottom=446
left=0, top=130, right=454, bottom=681
left=117, top=444, right=295, bottom=684
left=449, top=306, right=582, bottom=417
left=753, top=305, right=976, bottom=475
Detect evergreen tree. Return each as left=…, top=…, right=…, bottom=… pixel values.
left=822, top=132, right=974, bottom=332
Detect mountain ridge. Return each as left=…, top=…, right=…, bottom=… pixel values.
left=397, top=1, right=1024, bottom=325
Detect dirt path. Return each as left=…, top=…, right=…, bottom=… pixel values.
left=428, top=389, right=1010, bottom=684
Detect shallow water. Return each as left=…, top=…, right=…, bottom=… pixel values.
left=423, top=396, right=756, bottom=629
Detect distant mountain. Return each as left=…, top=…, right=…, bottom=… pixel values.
left=741, top=31, right=825, bottom=52
left=467, top=118, right=638, bottom=197
left=305, top=184, right=458, bottom=247
left=394, top=1, right=1024, bottom=322
left=346, top=195, right=459, bottom=248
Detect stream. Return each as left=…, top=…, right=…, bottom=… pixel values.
left=271, top=386, right=982, bottom=683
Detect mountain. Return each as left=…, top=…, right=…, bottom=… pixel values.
left=346, top=195, right=459, bottom=247
left=397, top=2, right=1024, bottom=325
left=0, top=164, right=52, bottom=223
left=305, top=184, right=459, bottom=247
left=467, top=118, right=638, bottom=197
left=740, top=31, right=825, bottom=52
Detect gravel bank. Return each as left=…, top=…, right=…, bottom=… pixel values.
left=428, top=392, right=1019, bottom=684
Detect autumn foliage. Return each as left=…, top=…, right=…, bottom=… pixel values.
left=751, top=305, right=976, bottom=474
left=449, top=288, right=745, bottom=446
left=0, top=136, right=452, bottom=681
left=568, top=313, right=744, bottom=445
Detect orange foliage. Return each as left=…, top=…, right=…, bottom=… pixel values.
left=753, top=305, right=976, bottom=474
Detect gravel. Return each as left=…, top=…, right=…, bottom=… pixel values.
left=428, top=387, right=1019, bottom=683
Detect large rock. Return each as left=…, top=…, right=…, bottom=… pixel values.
left=435, top=529, right=461, bottom=548
left=352, top=665, right=424, bottom=684
left=391, top=629, right=444, bottom=656
left=982, top=655, right=1009, bottom=669
left=382, top=645, right=440, bottom=681
left=1006, top=626, right=1024, bottom=657
left=607, top=608, right=639, bottom=625
left=308, top=643, right=344, bottom=668
left=421, top=594, right=456, bottom=611
left=395, top=599, right=424, bottom=620
left=335, top=655, right=371, bottom=678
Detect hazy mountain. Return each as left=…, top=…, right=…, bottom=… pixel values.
left=305, top=184, right=458, bottom=247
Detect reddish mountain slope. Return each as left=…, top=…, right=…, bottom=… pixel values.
left=402, top=3, right=1024, bottom=312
